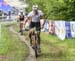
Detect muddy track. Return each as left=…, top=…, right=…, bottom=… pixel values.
left=9, top=26, right=36, bottom=61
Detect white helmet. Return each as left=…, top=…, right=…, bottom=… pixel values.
left=32, top=5, right=38, bottom=11
left=19, top=8, right=23, bottom=13
left=20, top=10, right=23, bottom=12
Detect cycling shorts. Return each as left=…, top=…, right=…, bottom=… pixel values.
left=29, top=22, right=41, bottom=31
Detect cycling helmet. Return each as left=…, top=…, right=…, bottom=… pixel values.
left=32, top=5, right=38, bottom=11
left=20, top=9, right=23, bottom=13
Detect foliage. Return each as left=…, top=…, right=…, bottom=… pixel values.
left=26, top=0, right=75, bottom=21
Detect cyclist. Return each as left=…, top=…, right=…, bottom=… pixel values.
left=18, top=10, right=26, bottom=35
left=25, top=5, right=46, bottom=52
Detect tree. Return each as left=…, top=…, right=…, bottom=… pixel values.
left=26, top=0, right=75, bottom=21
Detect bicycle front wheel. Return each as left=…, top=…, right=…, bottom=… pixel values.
left=34, top=46, right=38, bottom=58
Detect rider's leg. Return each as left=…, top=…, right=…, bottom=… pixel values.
left=29, top=30, right=32, bottom=45
left=36, top=22, right=41, bottom=51
left=37, top=32, right=41, bottom=48
left=29, top=22, right=34, bottom=45
left=20, top=22, right=21, bottom=32
left=20, top=22, right=23, bottom=35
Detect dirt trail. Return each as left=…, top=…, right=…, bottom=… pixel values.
left=9, top=26, right=36, bottom=61
left=8, top=0, right=36, bottom=61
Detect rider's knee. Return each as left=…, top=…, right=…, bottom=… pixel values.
left=37, top=32, right=40, bottom=36
left=29, top=31, right=32, bottom=38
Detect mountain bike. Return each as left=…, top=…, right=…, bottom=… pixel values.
left=30, top=27, right=40, bottom=57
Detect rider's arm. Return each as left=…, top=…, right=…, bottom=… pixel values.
left=25, top=12, right=32, bottom=25
left=41, top=15, right=46, bottom=26
left=41, top=15, right=46, bottom=28
left=25, top=17, right=32, bottom=25
left=24, top=17, right=28, bottom=25
left=39, top=10, right=46, bottom=28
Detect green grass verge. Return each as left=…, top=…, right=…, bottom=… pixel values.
left=13, top=23, right=75, bottom=61
left=0, top=24, right=29, bottom=61
left=37, top=32, right=75, bottom=61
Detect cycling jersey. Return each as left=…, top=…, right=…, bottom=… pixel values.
left=18, top=12, right=25, bottom=21
left=28, top=10, right=43, bottom=22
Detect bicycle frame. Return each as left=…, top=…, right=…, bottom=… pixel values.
left=30, top=27, right=39, bottom=57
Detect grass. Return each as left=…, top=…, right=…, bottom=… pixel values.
left=0, top=24, right=29, bottom=61
left=37, top=32, right=75, bottom=61
left=12, top=23, right=29, bottom=40
left=13, top=23, right=75, bottom=61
